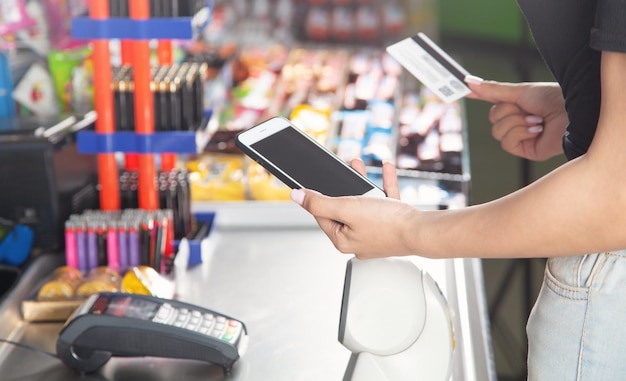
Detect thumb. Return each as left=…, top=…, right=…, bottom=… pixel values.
left=465, top=75, right=523, bottom=104
left=290, top=188, right=346, bottom=231
left=290, top=188, right=331, bottom=218
left=290, top=188, right=307, bottom=206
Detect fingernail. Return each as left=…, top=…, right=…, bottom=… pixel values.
left=290, top=189, right=305, bottom=206
left=526, top=115, right=543, bottom=124
left=464, top=75, right=484, bottom=85
left=528, top=125, right=543, bottom=133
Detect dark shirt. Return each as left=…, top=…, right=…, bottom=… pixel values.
left=517, top=0, right=626, bottom=160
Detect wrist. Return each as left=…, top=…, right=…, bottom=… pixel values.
left=402, top=208, right=437, bottom=258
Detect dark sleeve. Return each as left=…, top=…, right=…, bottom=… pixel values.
left=590, top=0, right=626, bottom=52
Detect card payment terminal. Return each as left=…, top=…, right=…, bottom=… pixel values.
left=57, top=293, right=248, bottom=373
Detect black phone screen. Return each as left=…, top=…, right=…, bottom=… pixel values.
left=251, top=127, right=374, bottom=197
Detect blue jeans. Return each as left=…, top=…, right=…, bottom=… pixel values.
left=527, top=251, right=626, bottom=380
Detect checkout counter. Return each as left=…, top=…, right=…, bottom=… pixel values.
left=0, top=202, right=495, bottom=381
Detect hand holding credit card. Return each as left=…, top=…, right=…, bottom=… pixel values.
left=386, top=32, right=472, bottom=103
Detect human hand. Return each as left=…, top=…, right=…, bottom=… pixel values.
left=465, top=76, right=568, bottom=161
left=290, top=160, right=418, bottom=259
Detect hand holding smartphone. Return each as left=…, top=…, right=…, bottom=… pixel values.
left=235, top=117, right=386, bottom=198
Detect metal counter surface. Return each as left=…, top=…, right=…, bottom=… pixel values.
left=0, top=208, right=495, bottom=380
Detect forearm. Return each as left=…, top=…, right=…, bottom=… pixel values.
left=413, top=155, right=625, bottom=258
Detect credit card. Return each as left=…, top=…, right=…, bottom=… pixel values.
left=386, top=32, right=471, bottom=103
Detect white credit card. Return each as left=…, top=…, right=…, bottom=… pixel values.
left=386, top=32, right=471, bottom=103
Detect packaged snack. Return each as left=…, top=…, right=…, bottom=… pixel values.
left=75, top=267, right=120, bottom=298
left=12, top=63, right=59, bottom=117
left=305, top=6, right=330, bottom=41
left=381, top=2, right=406, bottom=37
left=355, top=5, right=380, bottom=43
left=121, top=265, right=175, bottom=299
left=37, top=266, right=83, bottom=301
left=290, top=105, right=332, bottom=143
left=188, top=154, right=246, bottom=201
left=47, top=46, right=93, bottom=113
left=331, top=7, right=354, bottom=42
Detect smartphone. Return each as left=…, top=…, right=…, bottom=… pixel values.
left=235, top=116, right=386, bottom=198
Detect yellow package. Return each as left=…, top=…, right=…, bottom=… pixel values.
left=37, top=266, right=83, bottom=301
left=121, top=266, right=175, bottom=299
left=188, top=154, right=246, bottom=201
left=75, top=267, right=120, bottom=298
left=290, top=105, right=331, bottom=143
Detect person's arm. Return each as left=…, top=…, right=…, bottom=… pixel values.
left=412, top=51, right=626, bottom=259
left=293, top=51, right=626, bottom=260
